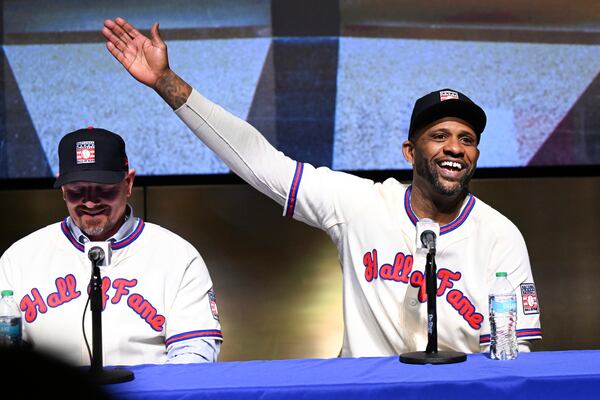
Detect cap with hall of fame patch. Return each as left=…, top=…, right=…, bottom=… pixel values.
left=408, top=88, right=487, bottom=142
left=54, top=127, right=129, bottom=188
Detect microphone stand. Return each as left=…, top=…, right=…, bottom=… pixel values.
left=399, top=247, right=467, bottom=365
left=88, top=250, right=134, bottom=384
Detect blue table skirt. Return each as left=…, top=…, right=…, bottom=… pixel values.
left=106, top=350, right=600, bottom=400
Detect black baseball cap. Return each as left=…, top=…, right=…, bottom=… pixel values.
left=53, top=127, right=129, bottom=188
left=408, top=88, right=487, bottom=142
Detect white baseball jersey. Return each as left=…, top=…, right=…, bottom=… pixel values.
left=0, top=217, right=223, bottom=366
left=175, top=89, right=541, bottom=356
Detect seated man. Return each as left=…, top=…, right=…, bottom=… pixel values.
left=0, top=127, right=223, bottom=366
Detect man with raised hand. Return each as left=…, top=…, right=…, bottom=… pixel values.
left=102, top=17, right=541, bottom=357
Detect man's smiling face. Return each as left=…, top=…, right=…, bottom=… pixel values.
left=404, top=117, right=480, bottom=197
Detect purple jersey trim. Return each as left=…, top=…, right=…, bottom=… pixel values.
left=479, top=328, right=542, bottom=344
left=285, top=161, right=304, bottom=218
left=165, top=329, right=224, bottom=346
left=61, top=218, right=84, bottom=251
left=111, top=219, right=145, bottom=250
left=61, top=218, right=145, bottom=252
left=404, top=185, right=475, bottom=236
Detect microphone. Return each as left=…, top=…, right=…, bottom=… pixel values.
left=416, top=218, right=439, bottom=254
left=421, top=230, right=436, bottom=253
left=401, top=216, right=468, bottom=365
left=84, top=241, right=112, bottom=267
left=88, top=247, right=105, bottom=263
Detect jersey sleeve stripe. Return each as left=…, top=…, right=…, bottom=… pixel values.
left=479, top=328, right=542, bottom=344
left=284, top=161, right=304, bottom=218
left=165, top=330, right=223, bottom=346
left=516, top=328, right=542, bottom=338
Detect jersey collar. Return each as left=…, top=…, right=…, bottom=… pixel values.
left=404, top=185, right=476, bottom=235
left=61, top=204, right=145, bottom=252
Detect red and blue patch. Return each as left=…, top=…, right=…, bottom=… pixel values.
left=520, top=283, right=540, bottom=315
left=209, top=289, right=219, bottom=321
left=76, top=140, right=95, bottom=164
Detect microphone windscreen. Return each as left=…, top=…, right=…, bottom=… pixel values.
left=84, top=241, right=112, bottom=267
left=415, top=218, right=440, bottom=252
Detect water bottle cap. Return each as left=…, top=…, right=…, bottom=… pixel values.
left=1, top=290, right=14, bottom=297
left=496, top=272, right=508, bottom=278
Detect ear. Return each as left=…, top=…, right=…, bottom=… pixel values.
left=125, top=169, right=136, bottom=197
left=402, top=139, right=415, bottom=165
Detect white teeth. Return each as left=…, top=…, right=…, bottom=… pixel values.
left=440, top=161, right=463, bottom=170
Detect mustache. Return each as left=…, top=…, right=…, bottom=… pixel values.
left=76, top=206, right=109, bottom=214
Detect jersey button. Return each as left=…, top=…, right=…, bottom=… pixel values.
left=409, top=299, right=418, bottom=307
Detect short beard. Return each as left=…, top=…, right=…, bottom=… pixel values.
left=414, top=152, right=475, bottom=197
left=82, top=225, right=107, bottom=238
left=80, top=219, right=115, bottom=239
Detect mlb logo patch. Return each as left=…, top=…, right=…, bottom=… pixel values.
left=208, top=289, right=219, bottom=321
left=440, top=90, right=459, bottom=101
left=76, top=141, right=95, bottom=164
left=520, top=283, right=540, bottom=314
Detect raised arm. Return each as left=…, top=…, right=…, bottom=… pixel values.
left=102, top=17, right=298, bottom=208
left=102, top=17, right=191, bottom=109
left=101, top=18, right=362, bottom=228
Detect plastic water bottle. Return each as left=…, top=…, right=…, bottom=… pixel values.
left=0, top=290, right=22, bottom=347
left=489, top=272, right=518, bottom=360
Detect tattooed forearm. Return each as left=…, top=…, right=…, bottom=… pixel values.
left=155, top=69, right=192, bottom=110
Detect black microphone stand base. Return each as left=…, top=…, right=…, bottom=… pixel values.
left=89, top=367, right=135, bottom=385
left=399, top=351, right=467, bottom=365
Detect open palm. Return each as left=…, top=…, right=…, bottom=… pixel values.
left=102, top=18, right=168, bottom=88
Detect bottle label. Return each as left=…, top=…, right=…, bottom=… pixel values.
left=0, top=317, right=22, bottom=346
left=491, top=297, right=516, bottom=314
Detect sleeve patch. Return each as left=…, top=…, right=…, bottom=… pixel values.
left=209, top=289, right=219, bottom=321
left=520, top=283, right=540, bottom=315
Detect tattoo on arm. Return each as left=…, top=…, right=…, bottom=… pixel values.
left=155, top=70, right=192, bottom=110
